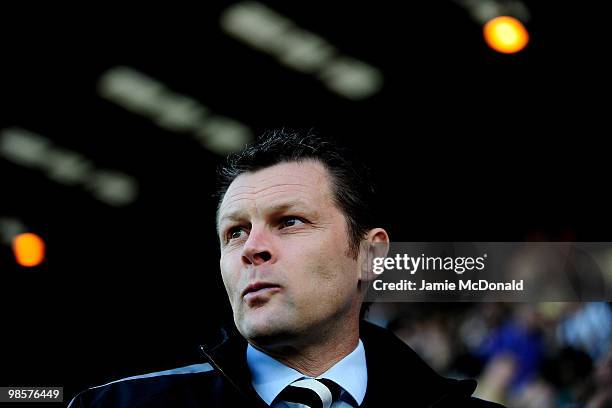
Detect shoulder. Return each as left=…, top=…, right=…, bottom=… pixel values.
left=450, top=395, right=506, bottom=407
left=67, top=363, right=217, bottom=408
left=360, top=321, right=506, bottom=407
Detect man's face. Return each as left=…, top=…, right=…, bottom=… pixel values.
left=218, top=160, right=362, bottom=347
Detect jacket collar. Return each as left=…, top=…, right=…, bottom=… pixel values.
left=199, top=325, right=269, bottom=407
left=199, top=321, right=477, bottom=407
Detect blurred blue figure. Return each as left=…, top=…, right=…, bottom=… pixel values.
left=477, top=306, right=545, bottom=393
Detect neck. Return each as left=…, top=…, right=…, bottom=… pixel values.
left=252, top=315, right=361, bottom=377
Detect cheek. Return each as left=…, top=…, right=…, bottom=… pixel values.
left=220, top=255, right=240, bottom=297
left=322, top=243, right=360, bottom=294
left=297, top=244, right=356, bottom=292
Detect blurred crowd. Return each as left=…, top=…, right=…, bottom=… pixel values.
left=368, top=302, right=612, bottom=407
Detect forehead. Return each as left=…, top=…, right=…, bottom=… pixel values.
left=218, top=160, right=334, bottom=220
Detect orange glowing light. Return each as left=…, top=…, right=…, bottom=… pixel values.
left=12, top=232, right=46, bottom=267
left=483, top=16, right=529, bottom=54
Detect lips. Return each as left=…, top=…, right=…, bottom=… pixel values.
left=241, top=282, right=281, bottom=298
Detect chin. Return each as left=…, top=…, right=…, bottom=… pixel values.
left=238, top=313, right=296, bottom=346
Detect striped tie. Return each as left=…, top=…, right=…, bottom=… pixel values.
left=277, top=378, right=341, bottom=408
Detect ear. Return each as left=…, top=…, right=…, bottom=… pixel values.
left=358, top=228, right=389, bottom=283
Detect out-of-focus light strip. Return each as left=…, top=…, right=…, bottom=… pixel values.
left=0, top=217, right=26, bottom=246
left=220, top=2, right=383, bottom=100
left=455, top=0, right=530, bottom=24
left=97, top=67, right=252, bottom=155
left=0, top=127, right=139, bottom=207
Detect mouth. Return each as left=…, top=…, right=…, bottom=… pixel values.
left=242, top=282, right=281, bottom=301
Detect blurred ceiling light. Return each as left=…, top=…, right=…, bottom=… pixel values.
left=0, top=127, right=138, bottom=207
left=98, top=66, right=252, bottom=155
left=460, top=0, right=529, bottom=23
left=0, top=217, right=26, bottom=245
left=483, top=16, right=529, bottom=54
left=455, top=0, right=530, bottom=53
left=220, top=2, right=383, bottom=100
left=12, top=232, right=45, bottom=267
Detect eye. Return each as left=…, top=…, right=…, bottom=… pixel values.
left=226, top=226, right=247, bottom=243
left=280, top=217, right=304, bottom=228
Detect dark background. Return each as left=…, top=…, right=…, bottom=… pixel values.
left=1, top=1, right=609, bottom=405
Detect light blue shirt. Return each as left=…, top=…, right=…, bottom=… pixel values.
left=247, top=340, right=367, bottom=407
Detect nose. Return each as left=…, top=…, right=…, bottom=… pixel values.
left=241, top=228, right=274, bottom=266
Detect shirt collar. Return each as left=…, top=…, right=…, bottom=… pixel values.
left=246, top=339, right=367, bottom=406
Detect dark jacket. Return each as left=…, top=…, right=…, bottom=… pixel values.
left=68, top=321, right=503, bottom=407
